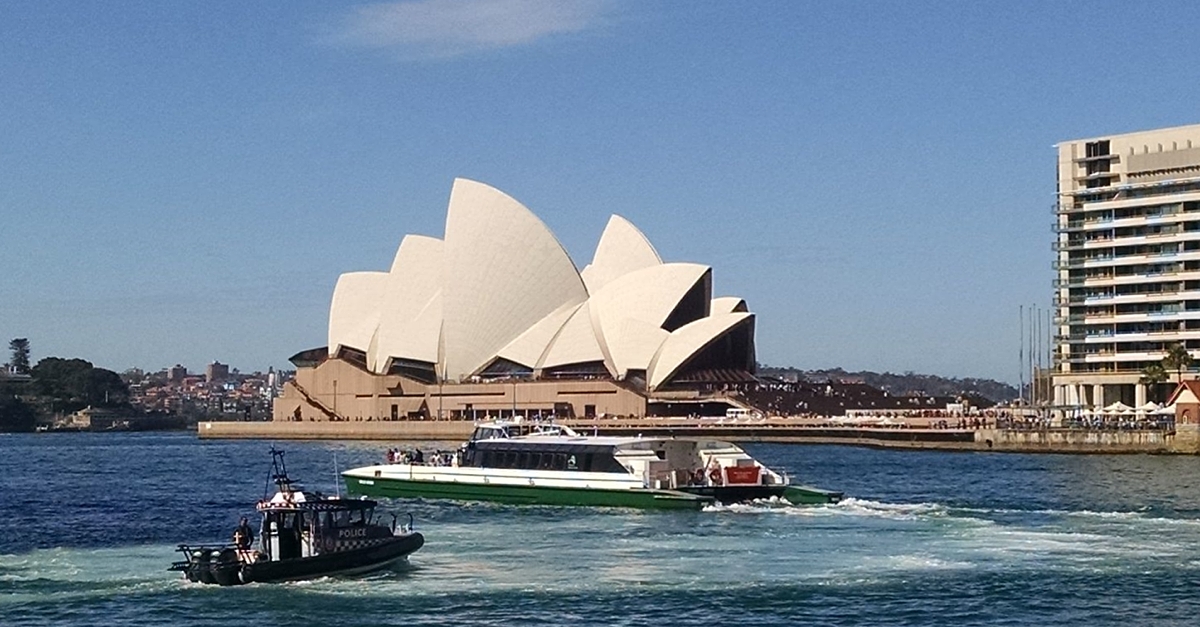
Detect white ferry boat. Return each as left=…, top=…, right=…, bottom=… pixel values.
left=342, top=420, right=842, bottom=510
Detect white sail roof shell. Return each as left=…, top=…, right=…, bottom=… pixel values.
left=496, top=301, right=581, bottom=369
left=368, top=235, right=444, bottom=372
left=373, top=290, right=442, bottom=371
left=580, top=215, right=662, bottom=293
left=539, top=302, right=609, bottom=371
left=647, top=312, right=754, bottom=390
left=711, top=296, right=748, bottom=314
left=589, top=263, right=710, bottom=376
left=328, top=271, right=388, bottom=356
left=321, top=179, right=756, bottom=388
left=602, top=318, right=669, bottom=376
left=441, top=178, right=587, bottom=381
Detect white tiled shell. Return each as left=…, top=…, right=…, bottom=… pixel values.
left=496, top=301, right=582, bottom=369
left=538, top=302, right=609, bottom=371
left=327, top=271, right=388, bottom=356
left=710, top=296, right=748, bottom=314
left=323, top=179, right=756, bottom=388
left=601, top=318, right=669, bottom=377
left=580, top=215, right=662, bottom=293
left=588, top=263, right=711, bottom=376
left=647, top=312, right=755, bottom=391
left=440, top=178, right=588, bottom=381
left=368, top=235, right=444, bottom=372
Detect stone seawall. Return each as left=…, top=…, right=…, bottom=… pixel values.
left=198, top=420, right=474, bottom=441
left=979, top=428, right=1176, bottom=453
left=197, top=419, right=1200, bottom=453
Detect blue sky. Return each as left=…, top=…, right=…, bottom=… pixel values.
left=2, top=1, right=1198, bottom=383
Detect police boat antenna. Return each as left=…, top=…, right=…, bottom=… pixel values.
left=263, top=445, right=277, bottom=500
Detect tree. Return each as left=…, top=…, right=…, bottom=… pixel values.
left=1140, top=363, right=1170, bottom=402
left=31, top=357, right=94, bottom=405
left=1139, top=363, right=1168, bottom=386
left=28, top=357, right=129, bottom=412
left=8, top=338, right=30, bottom=374
left=1162, top=343, right=1194, bottom=384
left=82, top=368, right=130, bottom=407
left=0, top=392, right=36, bottom=432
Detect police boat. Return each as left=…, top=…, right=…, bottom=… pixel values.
left=170, top=448, right=424, bottom=586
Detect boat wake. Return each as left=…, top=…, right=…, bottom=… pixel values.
left=704, top=496, right=950, bottom=520
left=0, top=545, right=179, bottom=608
left=705, top=496, right=1200, bottom=526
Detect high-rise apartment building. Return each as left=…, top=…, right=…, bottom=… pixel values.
left=206, top=361, right=230, bottom=384
left=1054, top=123, right=1200, bottom=409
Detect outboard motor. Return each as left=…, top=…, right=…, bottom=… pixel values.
left=211, top=548, right=243, bottom=586
left=193, top=549, right=217, bottom=585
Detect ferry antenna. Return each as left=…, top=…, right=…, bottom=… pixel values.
left=333, top=452, right=341, bottom=499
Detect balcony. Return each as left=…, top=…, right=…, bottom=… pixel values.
left=1073, top=153, right=1118, bottom=164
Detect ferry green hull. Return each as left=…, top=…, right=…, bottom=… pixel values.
left=344, top=475, right=711, bottom=511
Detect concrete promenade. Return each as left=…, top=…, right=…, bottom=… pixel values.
left=197, top=418, right=1200, bottom=453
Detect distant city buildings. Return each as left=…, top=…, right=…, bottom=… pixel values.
left=125, top=363, right=289, bottom=420
left=206, top=361, right=229, bottom=383
left=167, top=364, right=188, bottom=384
left=1053, top=123, right=1200, bottom=408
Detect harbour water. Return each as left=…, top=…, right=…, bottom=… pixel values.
left=3, top=433, right=1200, bottom=626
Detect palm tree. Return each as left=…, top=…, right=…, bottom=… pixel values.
left=1162, top=343, right=1194, bottom=384
left=1140, top=363, right=1169, bottom=402
left=1140, top=363, right=1168, bottom=385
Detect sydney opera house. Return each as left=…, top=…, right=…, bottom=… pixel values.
left=273, top=178, right=758, bottom=422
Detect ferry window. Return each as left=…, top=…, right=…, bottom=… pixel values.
left=582, top=453, right=594, bottom=472
left=553, top=454, right=567, bottom=471
left=594, top=454, right=624, bottom=473
left=529, top=453, right=541, bottom=469
left=518, top=452, right=529, bottom=469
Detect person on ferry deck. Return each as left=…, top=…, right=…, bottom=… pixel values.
left=233, top=516, right=254, bottom=549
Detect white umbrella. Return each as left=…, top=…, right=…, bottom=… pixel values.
left=1138, top=401, right=1160, bottom=412
left=1156, top=404, right=1177, bottom=415
left=1104, top=401, right=1133, bottom=413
